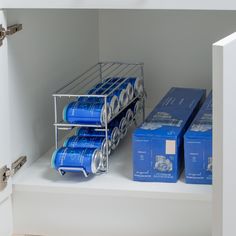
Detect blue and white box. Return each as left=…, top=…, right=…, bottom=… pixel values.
left=184, top=91, right=212, bottom=184
left=133, top=87, right=206, bottom=182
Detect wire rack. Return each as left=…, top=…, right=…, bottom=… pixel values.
left=53, top=61, right=145, bottom=176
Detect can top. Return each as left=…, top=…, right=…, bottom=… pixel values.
left=62, top=103, right=70, bottom=122
left=101, top=103, right=112, bottom=126
left=51, top=147, right=62, bottom=169
left=110, top=126, right=120, bottom=149
left=91, top=149, right=103, bottom=174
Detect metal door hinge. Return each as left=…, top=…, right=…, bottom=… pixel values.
left=0, top=24, right=22, bottom=47
left=0, top=156, right=27, bottom=191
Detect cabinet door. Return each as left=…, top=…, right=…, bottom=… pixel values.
left=0, top=10, right=13, bottom=236
left=213, top=32, right=236, bottom=236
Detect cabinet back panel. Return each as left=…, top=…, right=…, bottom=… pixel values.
left=7, top=10, right=99, bottom=165
left=99, top=10, right=236, bottom=108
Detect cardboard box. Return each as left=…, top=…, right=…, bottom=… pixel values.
left=184, top=91, right=212, bottom=184
left=133, top=87, right=206, bottom=182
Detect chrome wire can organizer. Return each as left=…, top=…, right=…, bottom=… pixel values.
left=52, top=61, right=146, bottom=177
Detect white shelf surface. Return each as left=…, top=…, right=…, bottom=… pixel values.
left=2, top=0, right=236, bottom=10
left=13, top=126, right=212, bottom=201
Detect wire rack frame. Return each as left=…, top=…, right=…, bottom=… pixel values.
left=52, top=61, right=145, bottom=176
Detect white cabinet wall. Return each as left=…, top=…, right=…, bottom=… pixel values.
left=7, top=9, right=99, bottom=167
left=99, top=10, right=236, bottom=107
left=0, top=6, right=235, bottom=236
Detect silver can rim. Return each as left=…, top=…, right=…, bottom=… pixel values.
left=91, top=149, right=103, bottom=174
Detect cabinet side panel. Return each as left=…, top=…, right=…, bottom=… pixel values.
left=6, top=10, right=99, bottom=166
left=212, top=44, right=223, bottom=236
left=221, top=41, right=236, bottom=236
left=213, top=33, right=236, bottom=236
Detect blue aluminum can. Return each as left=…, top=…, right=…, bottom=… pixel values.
left=78, top=92, right=113, bottom=104
left=125, top=108, right=134, bottom=127
left=93, top=81, right=104, bottom=89
left=109, top=78, right=134, bottom=101
left=130, top=99, right=143, bottom=116
left=104, top=80, right=133, bottom=103
left=126, top=99, right=143, bottom=125
left=90, top=78, right=130, bottom=109
left=109, top=116, right=127, bottom=139
left=102, top=78, right=126, bottom=90
left=88, top=78, right=120, bottom=94
left=89, top=86, right=126, bottom=113
left=76, top=126, right=120, bottom=150
left=107, top=77, right=144, bottom=96
left=51, top=147, right=102, bottom=174
left=85, top=88, right=119, bottom=116
left=127, top=77, right=144, bottom=96
left=78, top=94, right=119, bottom=117
left=112, top=88, right=128, bottom=108
left=64, top=136, right=111, bottom=155
left=125, top=82, right=134, bottom=102
left=63, top=101, right=112, bottom=126
left=99, top=80, right=129, bottom=106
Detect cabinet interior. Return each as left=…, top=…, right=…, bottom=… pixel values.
left=6, top=8, right=236, bottom=236
left=7, top=9, right=236, bottom=169
left=6, top=9, right=235, bottom=191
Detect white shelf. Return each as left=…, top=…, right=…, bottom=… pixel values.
left=2, top=0, right=236, bottom=10
left=13, top=125, right=212, bottom=201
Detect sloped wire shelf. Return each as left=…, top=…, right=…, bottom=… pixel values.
left=53, top=61, right=145, bottom=176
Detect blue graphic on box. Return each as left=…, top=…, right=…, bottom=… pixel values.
left=155, top=156, right=173, bottom=172
left=140, top=111, right=183, bottom=130
left=133, top=87, right=206, bottom=182
left=184, top=91, right=212, bottom=184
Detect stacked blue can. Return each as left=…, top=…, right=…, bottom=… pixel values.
left=52, top=77, right=144, bottom=176
left=63, top=77, right=144, bottom=125
left=51, top=147, right=103, bottom=175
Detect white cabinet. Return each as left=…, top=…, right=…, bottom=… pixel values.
left=213, top=33, right=236, bottom=236
left=0, top=7, right=236, bottom=236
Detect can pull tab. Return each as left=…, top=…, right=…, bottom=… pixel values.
left=58, top=167, right=88, bottom=178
